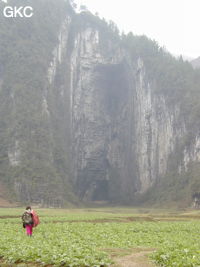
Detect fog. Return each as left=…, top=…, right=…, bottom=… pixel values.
left=75, top=0, right=200, bottom=59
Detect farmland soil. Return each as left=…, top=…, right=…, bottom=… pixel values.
left=109, top=248, right=156, bottom=267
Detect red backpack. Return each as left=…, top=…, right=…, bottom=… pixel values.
left=31, top=210, right=40, bottom=227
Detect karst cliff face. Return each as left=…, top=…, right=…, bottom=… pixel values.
left=49, top=21, right=138, bottom=203
left=0, top=0, right=200, bottom=206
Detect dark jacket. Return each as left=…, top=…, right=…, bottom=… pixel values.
left=22, top=211, right=34, bottom=228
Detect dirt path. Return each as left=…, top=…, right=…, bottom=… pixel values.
left=109, top=248, right=156, bottom=267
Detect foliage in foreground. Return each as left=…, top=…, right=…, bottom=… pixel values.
left=0, top=209, right=200, bottom=266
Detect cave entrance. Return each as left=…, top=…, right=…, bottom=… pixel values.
left=92, top=180, right=109, bottom=201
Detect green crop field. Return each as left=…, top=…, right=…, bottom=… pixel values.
left=0, top=208, right=200, bottom=266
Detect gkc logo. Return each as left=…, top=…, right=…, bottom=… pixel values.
left=3, top=6, right=34, bottom=18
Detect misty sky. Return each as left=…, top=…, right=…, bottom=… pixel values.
left=75, top=0, right=200, bottom=59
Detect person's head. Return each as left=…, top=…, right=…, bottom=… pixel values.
left=26, top=206, right=31, bottom=212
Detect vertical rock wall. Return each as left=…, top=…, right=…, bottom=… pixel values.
left=2, top=6, right=200, bottom=205
left=133, top=58, right=185, bottom=193
left=67, top=27, right=136, bottom=201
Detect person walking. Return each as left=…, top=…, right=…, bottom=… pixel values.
left=22, top=206, right=34, bottom=236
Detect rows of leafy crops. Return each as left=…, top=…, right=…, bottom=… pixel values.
left=0, top=209, right=200, bottom=266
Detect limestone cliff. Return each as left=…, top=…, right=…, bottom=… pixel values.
left=1, top=0, right=200, bottom=206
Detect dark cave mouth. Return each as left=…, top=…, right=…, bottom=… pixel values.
left=91, top=180, right=109, bottom=201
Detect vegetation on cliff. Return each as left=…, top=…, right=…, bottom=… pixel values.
left=0, top=0, right=200, bottom=206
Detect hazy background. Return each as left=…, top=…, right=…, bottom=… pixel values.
left=75, top=0, right=200, bottom=59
